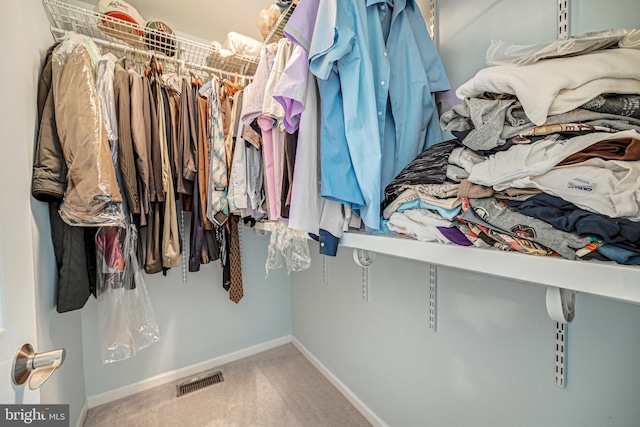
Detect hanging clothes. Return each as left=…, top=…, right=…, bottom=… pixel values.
left=52, top=37, right=124, bottom=227
left=32, top=45, right=96, bottom=313
left=197, top=89, right=221, bottom=265
left=307, top=0, right=450, bottom=231
left=128, top=66, right=151, bottom=226
left=177, top=77, right=198, bottom=197
left=157, top=84, right=180, bottom=270
left=278, top=3, right=354, bottom=256
left=114, top=58, right=140, bottom=217
left=144, top=62, right=166, bottom=274
left=207, top=80, right=230, bottom=226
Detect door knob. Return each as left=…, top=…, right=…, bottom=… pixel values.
left=12, top=343, right=66, bottom=390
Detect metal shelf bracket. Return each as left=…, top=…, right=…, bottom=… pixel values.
left=427, top=0, right=437, bottom=45
left=554, top=322, right=568, bottom=388
left=429, top=264, right=437, bottom=332
left=546, top=287, right=576, bottom=324
left=546, top=286, right=575, bottom=388
left=558, top=0, right=570, bottom=39
left=353, top=249, right=375, bottom=302
left=323, top=257, right=329, bottom=285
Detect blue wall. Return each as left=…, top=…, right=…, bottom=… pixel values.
left=292, top=1, right=640, bottom=426
left=81, top=224, right=292, bottom=396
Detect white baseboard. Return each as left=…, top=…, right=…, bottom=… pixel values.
left=291, top=337, right=389, bottom=427
left=75, top=399, right=88, bottom=427
left=87, top=335, right=292, bottom=408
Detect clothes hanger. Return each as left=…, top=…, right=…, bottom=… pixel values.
left=189, top=71, right=203, bottom=88
left=199, top=71, right=214, bottom=96
left=145, top=55, right=163, bottom=79
left=222, top=72, right=243, bottom=95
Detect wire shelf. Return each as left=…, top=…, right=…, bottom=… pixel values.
left=263, top=0, right=299, bottom=45
left=42, top=0, right=259, bottom=77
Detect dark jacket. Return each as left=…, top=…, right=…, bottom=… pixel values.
left=32, top=48, right=67, bottom=202
left=32, top=46, right=95, bottom=313
left=114, top=59, right=140, bottom=215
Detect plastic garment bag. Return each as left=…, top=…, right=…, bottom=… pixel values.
left=51, top=34, right=125, bottom=228
left=265, top=221, right=311, bottom=277
left=93, top=45, right=159, bottom=364
left=257, top=5, right=281, bottom=39
left=96, top=224, right=160, bottom=364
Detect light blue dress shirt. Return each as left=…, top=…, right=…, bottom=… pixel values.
left=310, top=0, right=383, bottom=230
left=368, top=0, right=450, bottom=185
left=310, top=0, right=449, bottom=230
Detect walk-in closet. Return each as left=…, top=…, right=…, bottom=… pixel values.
left=2, top=0, right=640, bottom=426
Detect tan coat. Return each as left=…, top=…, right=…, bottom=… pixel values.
left=53, top=44, right=122, bottom=226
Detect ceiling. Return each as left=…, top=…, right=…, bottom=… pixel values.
left=75, top=0, right=277, bottom=44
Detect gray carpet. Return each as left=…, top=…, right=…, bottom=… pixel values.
left=83, top=343, right=372, bottom=427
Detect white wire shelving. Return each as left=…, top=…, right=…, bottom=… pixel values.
left=42, top=0, right=259, bottom=78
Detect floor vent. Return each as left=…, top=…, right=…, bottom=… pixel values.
left=176, top=370, right=224, bottom=397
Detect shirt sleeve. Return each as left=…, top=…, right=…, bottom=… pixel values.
left=272, top=45, right=308, bottom=133
left=408, top=2, right=450, bottom=92
left=308, top=0, right=353, bottom=81
left=284, top=0, right=319, bottom=52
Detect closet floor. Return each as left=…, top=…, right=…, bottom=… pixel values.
left=82, top=343, right=372, bottom=427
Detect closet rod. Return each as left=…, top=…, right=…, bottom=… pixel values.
left=51, top=28, right=254, bottom=83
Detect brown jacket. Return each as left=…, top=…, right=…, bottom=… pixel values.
left=128, top=67, right=150, bottom=223
left=197, top=94, right=214, bottom=230
left=32, top=48, right=67, bottom=203
left=114, top=59, right=140, bottom=215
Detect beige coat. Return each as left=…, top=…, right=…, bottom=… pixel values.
left=52, top=43, right=123, bottom=226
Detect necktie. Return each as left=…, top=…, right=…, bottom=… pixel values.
left=207, top=86, right=229, bottom=226
left=228, top=215, right=244, bottom=303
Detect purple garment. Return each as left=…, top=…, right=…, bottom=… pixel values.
left=437, top=226, right=473, bottom=246
left=273, top=46, right=307, bottom=133
left=283, top=0, right=319, bottom=52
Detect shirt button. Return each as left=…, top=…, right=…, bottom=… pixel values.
left=320, top=242, right=325, bottom=247
left=381, top=5, right=386, bottom=10
left=378, top=111, right=382, bottom=116
left=380, top=81, right=385, bottom=85
left=384, top=52, right=388, bottom=57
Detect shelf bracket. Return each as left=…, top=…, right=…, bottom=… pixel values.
left=323, top=257, right=329, bottom=285
left=546, top=287, right=575, bottom=324
left=353, top=249, right=375, bottom=302
left=427, top=0, right=437, bottom=45
left=558, top=0, right=570, bottom=39
left=353, top=249, right=376, bottom=268
left=554, top=322, right=568, bottom=388
left=546, top=287, right=574, bottom=388
left=429, top=264, right=437, bottom=332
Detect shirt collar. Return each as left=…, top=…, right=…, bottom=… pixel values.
left=366, top=0, right=409, bottom=14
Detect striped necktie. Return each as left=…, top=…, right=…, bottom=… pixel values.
left=207, top=85, right=228, bottom=226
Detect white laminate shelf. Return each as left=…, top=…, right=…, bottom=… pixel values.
left=251, top=221, right=640, bottom=306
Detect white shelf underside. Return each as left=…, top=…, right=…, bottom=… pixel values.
left=252, top=222, right=640, bottom=306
